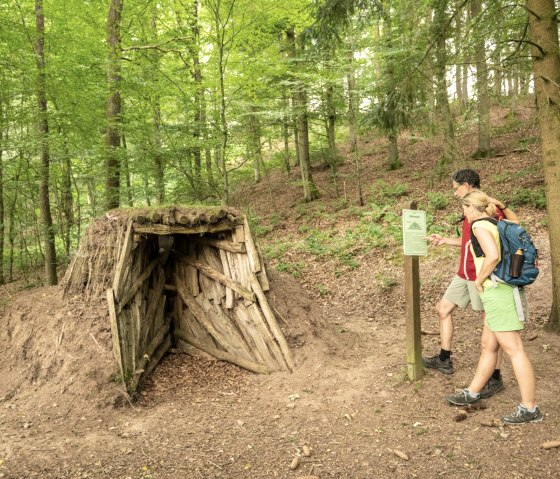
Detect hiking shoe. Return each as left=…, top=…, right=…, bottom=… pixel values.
left=446, top=389, right=481, bottom=406
left=480, top=377, right=506, bottom=399
left=501, top=405, right=543, bottom=424
left=422, top=354, right=454, bottom=375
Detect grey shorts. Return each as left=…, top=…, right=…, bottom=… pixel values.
left=443, top=275, right=484, bottom=311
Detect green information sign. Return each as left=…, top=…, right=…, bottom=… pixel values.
left=402, top=209, right=427, bottom=256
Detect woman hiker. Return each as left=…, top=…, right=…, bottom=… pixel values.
left=445, top=190, right=543, bottom=424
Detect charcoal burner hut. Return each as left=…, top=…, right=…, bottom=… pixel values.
left=63, top=207, right=293, bottom=393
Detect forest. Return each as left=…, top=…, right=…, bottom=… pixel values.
left=2, top=1, right=560, bottom=477
left=1, top=1, right=560, bottom=309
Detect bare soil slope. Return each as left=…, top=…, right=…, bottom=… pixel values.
left=1, top=104, right=560, bottom=478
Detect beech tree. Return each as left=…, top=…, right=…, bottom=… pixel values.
left=34, top=0, right=57, bottom=285
left=527, top=0, right=560, bottom=332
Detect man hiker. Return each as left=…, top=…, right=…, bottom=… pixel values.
left=423, top=169, right=519, bottom=398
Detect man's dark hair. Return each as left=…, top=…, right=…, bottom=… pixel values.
left=451, top=169, right=480, bottom=188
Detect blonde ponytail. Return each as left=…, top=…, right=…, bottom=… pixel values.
left=461, top=190, right=496, bottom=217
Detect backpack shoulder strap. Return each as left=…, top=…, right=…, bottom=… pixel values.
left=470, top=217, right=498, bottom=257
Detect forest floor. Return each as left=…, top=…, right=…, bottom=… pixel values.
left=1, top=103, right=560, bottom=479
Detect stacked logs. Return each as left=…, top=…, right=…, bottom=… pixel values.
left=68, top=207, right=293, bottom=393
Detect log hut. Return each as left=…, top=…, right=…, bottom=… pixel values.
left=63, top=206, right=294, bottom=393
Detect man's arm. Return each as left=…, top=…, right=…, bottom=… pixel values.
left=426, top=234, right=462, bottom=247
left=487, top=195, right=520, bottom=224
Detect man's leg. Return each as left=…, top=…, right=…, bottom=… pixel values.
left=436, top=297, right=457, bottom=351
left=422, top=296, right=458, bottom=374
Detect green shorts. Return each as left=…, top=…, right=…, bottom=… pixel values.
left=443, top=275, right=484, bottom=311
left=480, top=282, right=524, bottom=332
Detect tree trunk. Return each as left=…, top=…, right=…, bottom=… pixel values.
left=346, top=39, right=364, bottom=206
left=433, top=0, right=459, bottom=170
left=149, top=14, right=165, bottom=205
left=281, top=89, right=291, bottom=175
left=121, top=134, right=133, bottom=207
left=189, top=0, right=203, bottom=199
left=470, top=0, right=491, bottom=158
left=105, top=0, right=123, bottom=210
left=287, top=28, right=318, bottom=202
left=527, top=0, right=560, bottom=332
left=0, top=97, right=5, bottom=285
left=35, top=0, right=57, bottom=285
left=454, top=5, right=465, bottom=111
left=325, top=82, right=339, bottom=196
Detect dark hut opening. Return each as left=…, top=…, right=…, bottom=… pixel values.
left=63, top=207, right=293, bottom=394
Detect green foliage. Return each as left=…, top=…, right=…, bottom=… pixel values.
left=518, top=136, right=540, bottom=147
left=426, top=192, right=449, bottom=211
left=261, top=241, right=292, bottom=260
left=492, top=165, right=540, bottom=183
left=370, top=180, right=410, bottom=200
left=276, top=261, right=306, bottom=277
left=375, top=273, right=398, bottom=291
left=362, top=87, right=413, bottom=134
left=509, top=187, right=547, bottom=209
left=247, top=215, right=273, bottom=237
left=316, top=283, right=330, bottom=296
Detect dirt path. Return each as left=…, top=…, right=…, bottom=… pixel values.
left=1, top=234, right=559, bottom=479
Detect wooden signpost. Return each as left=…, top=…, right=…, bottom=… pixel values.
left=402, top=201, right=426, bottom=381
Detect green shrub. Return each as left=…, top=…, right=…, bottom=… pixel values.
left=427, top=192, right=448, bottom=211
left=510, top=187, right=546, bottom=209
left=276, top=261, right=306, bottom=277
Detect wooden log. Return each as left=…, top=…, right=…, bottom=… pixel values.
left=229, top=306, right=265, bottom=364
left=219, top=249, right=234, bottom=308
left=203, top=245, right=225, bottom=274
left=195, top=293, right=255, bottom=362
left=130, top=322, right=171, bottom=391
left=186, top=242, right=200, bottom=296
left=243, top=216, right=262, bottom=273
left=193, top=237, right=246, bottom=254
left=233, top=304, right=280, bottom=370
left=107, top=288, right=124, bottom=377
left=246, top=303, right=287, bottom=370
left=202, top=246, right=226, bottom=303
left=249, top=274, right=294, bottom=370
left=120, top=308, right=136, bottom=377
left=150, top=211, right=163, bottom=223
left=113, top=221, right=134, bottom=299
left=174, top=328, right=270, bottom=374
left=234, top=224, right=245, bottom=242
left=175, top=274, right=235, bottom=354
left=180, top=307, right=215, bottom=346
left=255, top=242, right=270, bottom=292
left=138, top=268, right=165, bottom=352
left=117, top=257, right=159, bottom=313
left=183, top=258, right=256, bottom=303
left=140, top=334, right=172, bottom=389
left=225, top=250, right=242, bottom=300
left=133, top=219, right=234, bottom=236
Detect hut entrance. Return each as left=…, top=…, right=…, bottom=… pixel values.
left=64, top=208, right=293, bottom=394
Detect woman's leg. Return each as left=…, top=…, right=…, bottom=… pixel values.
left=494, top=331, right=536, bottom=409
left=468, top=325, right=500, bottom=393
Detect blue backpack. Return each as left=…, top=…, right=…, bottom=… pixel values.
left=470, top=218, right=539, bottom=287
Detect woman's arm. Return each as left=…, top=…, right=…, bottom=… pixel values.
left=473, top=226, right=500, bottom=292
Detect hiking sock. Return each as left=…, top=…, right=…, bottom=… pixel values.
left=467, top=390, right=480, bottom=399
left=439, top=349, right=451, bottom=361
left=521, top=404, right=537, bottom=413
left=492, top=369, right=501, bottom=380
